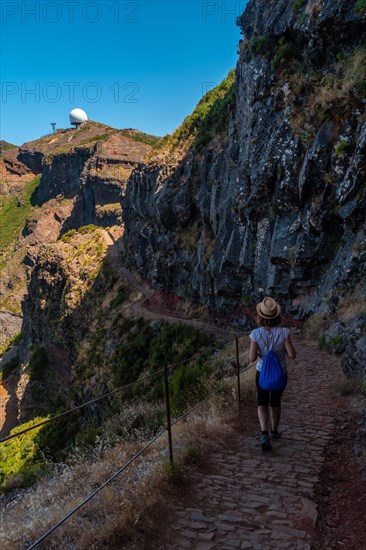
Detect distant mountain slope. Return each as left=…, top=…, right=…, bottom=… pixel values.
left=0, top=121, right=157, bottom=325
left=0, top=140, right=17, bottom=155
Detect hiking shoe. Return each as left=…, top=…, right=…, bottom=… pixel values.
left=260, top=433, right=272, bottom=451
left=270, top=430, right=281, bottom=440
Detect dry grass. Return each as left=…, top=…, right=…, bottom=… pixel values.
left=89, top=164, right=133, bottom=181
left=337, top=283, right=366, bottom=321
left=177, top=221, right=200, bottom=254
left=303, top=313, right=331, bottom=340
left=289, top=47, right=366, bottom=138
left=0, top=399, right=226, bottom=548
left=0, top=339, right=254, bottom=549
left=305, top=0, right=323, bottom=19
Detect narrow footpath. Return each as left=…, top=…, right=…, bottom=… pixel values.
left=138, top=338, right=365, bottom=550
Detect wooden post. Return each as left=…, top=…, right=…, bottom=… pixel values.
left=235, top=337, right=241, bottom=407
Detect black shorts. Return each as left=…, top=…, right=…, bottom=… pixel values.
left=256, top=370, right=287, bottom=408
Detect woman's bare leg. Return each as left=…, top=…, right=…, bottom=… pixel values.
left=258, top=406, right=269, bottom=431
left=271, top=407, right=281, bottom=432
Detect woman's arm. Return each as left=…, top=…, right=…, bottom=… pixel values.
left=285, top=334, right=296, bottom=359
left=249, top=340, right=259, bottom=363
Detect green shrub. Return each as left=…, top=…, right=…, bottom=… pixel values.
left=0, top=332, right=20, bottom=356
left=355, top=0, right=366, bottom=14
left=112, top=321, right=212, bottom=404
left=0, top=418, right=48, bottom=492
left=0, top=140, right=17, bottom=152
left=0, top=176, right=41, bottom=263
left=75, top=420, right=100, bottom=447
left=159, top=459, right=184, bottom=486
left=250, top=35, right=276, bottom=57
left=273, top=37, right=298, bottom=70
left=119, top=129, right=161, bottom=147
left=155, top=69, right=235, bottom=153
left=168, top=360, right=211, bottom=414
left=329, top=335, right=344, bottom=348
left=60, top=225, right=99, bottom=242
left=78, top=224, right=99, bottom=235
left=355, top=79, right=366, bottom=96
left=292, top=0, right=306, bottom=12
left=28, top=345, right=49, bottom=380
left=290, top=47, right=366, bottom=134
left=1, top=355, right=19, bottom=380
left=334, top=139, right=353, bottom=156
left=110, top=286, right=129, bottom=309
left=34, top=414, right=82, bottom=459
left=60, top=229, right=77, bottom=242
left=183, top=446, right=201, bottom=465
left=113, top=321, right=154, bottom=386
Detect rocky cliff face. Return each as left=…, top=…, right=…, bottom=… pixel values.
left=122, top=0, right=366, bottom=318
left=0, top=124, right=153, bottom=335
left=24, top=123, right=152, bottom=229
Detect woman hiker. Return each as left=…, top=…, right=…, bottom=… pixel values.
left=249, top=296, right=297, bottom=451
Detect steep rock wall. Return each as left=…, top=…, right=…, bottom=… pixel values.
left=122, top=0, right=366, bottom=317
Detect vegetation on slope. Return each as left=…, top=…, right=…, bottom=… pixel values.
left=288, top=47, right=366, bottom=141
left=154, top=69, right=235, bottom=157
left=1, top=317, right=218, bottom=491
left=248, top=29, right=366, bottom=144
left=23, top=121, right=155, bottom=160
left=118, top=128, right=161, bottom=146
left=0, top=175, right=41, bottom=267
left=0, top=339, right=249, bottom=547
left=0, top=333, right=20, bottom=358
left=1, top=222, right=220, bottom=491
left=0, top=140, right=17, bottom=155
left=355, top=0, right=366, bottom=14
left=0, top=418, right=48, bottom=492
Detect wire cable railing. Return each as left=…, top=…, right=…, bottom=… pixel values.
left=0, top=329, right=244, bottom=445
left=26, top=360, right=251, bottom=549
left=0, top=322, right=248, bottom=549
left=26, top=426, right=168, bottom=550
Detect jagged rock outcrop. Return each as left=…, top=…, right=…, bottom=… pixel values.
left=24, top=229, right=109, bottom=357
left=0, top=148, right=35, bottom=195
left=322, top=314, right=366, bottom=381
left=122, top=0, right=366, bottom=318
left=0, top=312, right=22, bottom=345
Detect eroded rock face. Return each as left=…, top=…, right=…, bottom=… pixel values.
left=13, top=126, right=152, bottom=231
left=37, top=133, right=151, bottom=229
left=122, top=0, right=366, bottom=317
left=323, top=314, right=366, bottom=381
left=0, top=148, right=36, bottom=196
left=0, top=312, right=22, bottom=345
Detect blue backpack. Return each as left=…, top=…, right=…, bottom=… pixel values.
left=258, top=330, right=287, bottom=391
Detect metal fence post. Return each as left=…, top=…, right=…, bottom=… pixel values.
left=235, top=337, right=241, bottom=406
left=164, top=364, right=174, bottom=463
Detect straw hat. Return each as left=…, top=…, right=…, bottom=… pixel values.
left=256, top=296, right=281, bottom=319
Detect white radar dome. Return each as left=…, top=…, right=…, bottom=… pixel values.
left=69, top=108, right=88, bottom=125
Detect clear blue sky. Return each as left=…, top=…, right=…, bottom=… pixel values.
left=1, top=1, right=247, bottom=145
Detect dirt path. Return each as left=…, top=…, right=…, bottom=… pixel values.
left=104, top=232, right=241, bottom=340
left=131, top=338, right=366, bottom=549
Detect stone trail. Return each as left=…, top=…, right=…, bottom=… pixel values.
left=151, top=338, right=342, bottom=549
